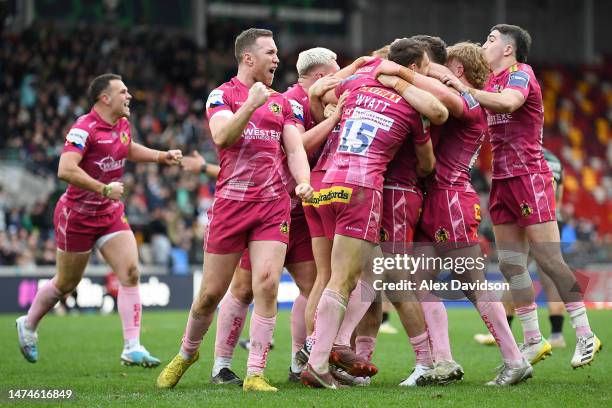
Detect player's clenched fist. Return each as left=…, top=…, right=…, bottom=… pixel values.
left=246, top=82, right=270, bottom=109
left=159, top=149, right=183, bottom=165
left=295, top=183, right=314, bottom=201
left=103, top=181, right=124, bottom=200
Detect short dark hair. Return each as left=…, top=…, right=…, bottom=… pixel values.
left=411, top=35, right=447, bottom=64
left=491, top=24, right=532, bottom=63
left=388, top=38, right=426, bottom=68
left=234, top=28, right=273, bottom=63
left=87, top=74, right=122, bottom=105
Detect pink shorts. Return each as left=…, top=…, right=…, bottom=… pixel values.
left=53, top=199, right=131, bottom=252
left=239, top=212, right=314, bottom=270
left=327, top=183, right=382, bottom=244
left=380, top=187, right=423, bottom=254
left=204, top=196, right=291, bottom=254
left=416, top=189, right=481, bottom=247
left=489, top=173, right=556, bottom=227
left=303, top=171, right=335, bottom=240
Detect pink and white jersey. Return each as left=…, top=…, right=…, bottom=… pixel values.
left=428, top=92, right=488, bottom=192
left=323, top=58, right=427, bottom=191
left=206, top=77, right=299, bottom=202
left=485, top=63, right=549, bottom=179
left=60, top=108, right=130, bottom=216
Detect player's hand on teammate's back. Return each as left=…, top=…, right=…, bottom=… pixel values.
left=309, top=75, right=341, bottom=98
left=246, top=82, right=270, bottom=109
left=180, top=151, right=205, bottom=173
left=295, top=183, right=314, bottom=201
left=106, top=181, right=124, bottom=200
left=374, top=59, right=402, bottom=78
left=377, top=74, right=401, bottom=89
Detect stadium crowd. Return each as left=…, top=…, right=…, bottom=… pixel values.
left=0, top=23, right=610, bottom=269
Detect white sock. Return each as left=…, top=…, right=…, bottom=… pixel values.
left=124, top=338, right=140, bottom=350
left=290, top=352, right=302, bottom=373
left=212, top=356, right=232, bottom=377
left=179, top=349, right=193, bottom=360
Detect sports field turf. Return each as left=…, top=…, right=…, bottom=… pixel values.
left=1, top=308, right=610, bottom=407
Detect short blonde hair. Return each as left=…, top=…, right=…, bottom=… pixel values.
left=371, top=44, right=390, bottom=59
left=296, top=47, right=337, bottom=76
left=446, top=42, right=491, bottom=90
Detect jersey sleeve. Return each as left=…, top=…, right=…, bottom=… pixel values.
left=335, top=75, right=359, bottom=99
left=282, top=97, right=300, bottom=127
left=505, top=67, right=531, bottom=98
left=206, top=86, right=232, bottom=120
left=411, top=112, right=431, bottom=145
left=288, top=98, right=305, bottom=126
left=458, top=91, right=482, bottom=122
left=62, top=124, right=91, bottom=155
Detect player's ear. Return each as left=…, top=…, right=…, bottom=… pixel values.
left=457, top=64, right=465, bottom=78
left=243, top=51, right=254, bottom=67
left=503, top=43, right=514, bottom=58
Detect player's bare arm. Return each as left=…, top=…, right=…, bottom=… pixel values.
left=128, top=142, right=182, bottom=165
left=181, top=151, right=220, bottom=178
left=443, top=74, right=525, bottom=113
left=415, top=140, right=436, bottom=178
left=301, top=91, right=348, bottom=153
left=377, top=74, right=448, bottom=125
left=57, top=151, right=123, bottom=200
left=210, top=82, right=271, bottom=149
left=282, top=124, right=313, bottom=200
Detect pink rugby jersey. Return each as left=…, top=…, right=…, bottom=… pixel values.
left=485, top=63, right=549, bottom=179
left=60, top=108, right=130, bottom=216
left=428, top=92, right=488, bottom=192
left=323, top=58, right=427, bottom=191
left=206, top=77, right=299, bottom=201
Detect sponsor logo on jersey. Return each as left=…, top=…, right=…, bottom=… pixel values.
left=435, top=227, right=450, bottom=243
left=94, top=156, right=126, bottom=172
left=289, top=99, right=304, bottom=122
left=507, top=70, right=530, bottom=89
left=268, top=101, right=282, bottom=115
left=280, top=220, right=289, bottom=234
left=206, top=89, right=225, bottom=110
left=65, top=128, right=89, bottom=150
left=359, top=86, right=403, bottom=104
left=303, top=186, right=352, bottom=207
left=520, top=202, right=533, bottom=217
left=242, top=121, right=281, bottom=141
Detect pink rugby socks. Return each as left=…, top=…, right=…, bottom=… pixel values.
left=118, top=285, right=142, bottom=345
left=565, top=302, right=593, bottom=337
left=516, top=303, right=542, bottom=343
left=214, top=292, right=249, bottom=359
left=476, top=301, right=523, bottom=363
left=181, top=309, right=214, bottom=359
left=308, top=289, right=347, bottom=373
left=26, top=277, right=63, bottom=329
left=247, top=313, right=276, bottom=375
left=334, top=280, right=376, bottom=347
left=355, top=335, right=377, bottom=361
left=421, top=301, right=453, bottom=362
left=409, top=332, right=434, bottom=367
left=291, top=294, right=308, bottom=355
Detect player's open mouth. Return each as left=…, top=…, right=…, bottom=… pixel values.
left=269, top=68, right=276, bottom=75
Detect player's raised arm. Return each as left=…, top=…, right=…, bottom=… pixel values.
left=57, top=151, right=123, bottom=200
left=209, top=82, right=270, bottom=149
left=128, top=142, right=182, bottom=165
left=282, top=124, right=313, bottom=200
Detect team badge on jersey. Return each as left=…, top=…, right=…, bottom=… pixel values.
left=280, top=221, right=289, bottom=234
left=474, top=204, right=481, bottom=221
left=379, top=227, right=389, bottom=243
left=520, top=202, right=533, bottom=217
left=269, top=101, right=282, bottom=115
left=435, top=227, right=450, bottom=243
left=120, top=131, right=129, bottom=145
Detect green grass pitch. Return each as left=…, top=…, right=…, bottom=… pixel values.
left=1, top=308, right=610, bottom=407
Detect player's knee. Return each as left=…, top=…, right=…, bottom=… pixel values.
left=231, top=283, right=253, bottom=304
left=195, top=291, right=223, bottom=315
left=498, top=250, right=528, bottom=273
left=255, top=275, right=279, bottom=298
left=55, top=277, right=79, bottom=294
left=119, top=263, right=140, bottom=286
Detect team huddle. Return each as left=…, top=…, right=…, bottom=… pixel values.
left=16, top=24, right=602, bottom=391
